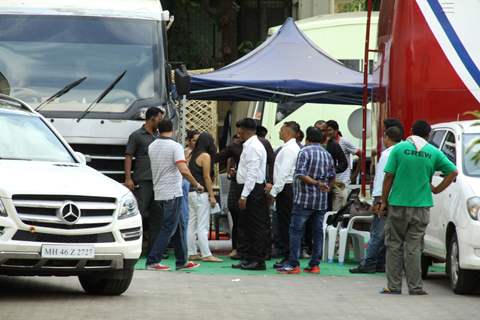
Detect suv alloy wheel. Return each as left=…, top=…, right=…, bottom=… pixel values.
left=447, top=233, right=479, bottom=294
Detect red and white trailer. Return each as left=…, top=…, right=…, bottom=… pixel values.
left=373, top=0, right=480, bottom=140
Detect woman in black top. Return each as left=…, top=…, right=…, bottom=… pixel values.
left=187, top=132, right=223, bottom=262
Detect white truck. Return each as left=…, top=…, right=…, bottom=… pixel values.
left=0, top=95, right=142, bottom=295
left=0, top=0, right=174, bottom=182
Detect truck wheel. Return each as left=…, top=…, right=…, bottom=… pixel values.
left=421, top=254, right=431, bottom=279
left=79, top=268, right=134, bottom=296
left=447, top=233, right=479, bottom=294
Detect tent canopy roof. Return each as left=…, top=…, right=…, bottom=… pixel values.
left=188, top=17, right=374, bottom=104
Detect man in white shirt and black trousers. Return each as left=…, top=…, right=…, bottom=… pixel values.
left=268, top=121, right=301, bottom=269
left=232, top=118, right=269, bottom=271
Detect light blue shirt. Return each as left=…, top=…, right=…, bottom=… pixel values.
left=372, top=145, right=395, bottom=197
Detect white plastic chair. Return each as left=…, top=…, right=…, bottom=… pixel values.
left=337, top=215, right=373, bottom=265
left=210, top=173, right=230, bottom=240
left=322, top=211, right=339, bottom=263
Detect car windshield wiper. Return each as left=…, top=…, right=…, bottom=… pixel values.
left=0, top=157, right=32, bottom=161
left=35, top=77, right=87, bottom=112
left=76, top=70, right=127, bottom=122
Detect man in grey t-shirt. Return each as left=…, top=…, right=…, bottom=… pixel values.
left=146, top=120, right=204, bottom=271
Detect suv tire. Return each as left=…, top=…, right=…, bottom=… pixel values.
left=79, top=268, right=134, bottom=296
left=447, top=233, right=479, bottom=294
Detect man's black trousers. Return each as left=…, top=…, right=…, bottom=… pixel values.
left=276, top=184, right=293, bottom=260
left=237, top=183, right=270, bottom=263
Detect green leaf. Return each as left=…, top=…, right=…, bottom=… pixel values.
left=464, top=110, right=480, bottom=119
left=467, top=137, right=480, bottom=164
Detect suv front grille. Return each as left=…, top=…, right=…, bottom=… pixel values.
left=12, top=194, right=117, bottom=230
left=20, top=221, right=110, bottom=229
left=12, top=230, right=115, bottom=243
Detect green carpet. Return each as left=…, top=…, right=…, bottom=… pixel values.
left=135, top=254, right=446, bottom=276
left=136, top=257, right=368, bottom=276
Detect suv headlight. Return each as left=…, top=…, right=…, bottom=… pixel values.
left=118, top=193, right=139, bottom=220
left=467, top=197, right=480, bottom=220
left=0, top=199, right=7, bottom=217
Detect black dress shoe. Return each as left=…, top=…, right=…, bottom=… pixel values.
left=349, top=265, right=376, bottom=274
left=232, top=262, right=246, bottom=269
left=241, top=262, right=266, bottom=271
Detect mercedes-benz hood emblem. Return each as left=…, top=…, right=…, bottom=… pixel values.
left=57, top=201, right=81, bottom=225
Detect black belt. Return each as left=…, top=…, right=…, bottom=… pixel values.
left=237, top=183, right=265, bottom=186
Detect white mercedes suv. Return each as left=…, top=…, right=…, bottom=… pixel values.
left=0, top=94, right=142, bottom=295
left=422, top=120, right=480, bottom=294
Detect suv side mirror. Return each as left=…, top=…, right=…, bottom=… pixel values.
left=75, top=152, right=88, bottom=166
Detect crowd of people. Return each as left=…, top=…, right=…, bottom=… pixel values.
left=125, top=106, right=458, bottom=295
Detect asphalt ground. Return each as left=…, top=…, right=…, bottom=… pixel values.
left=0, top=268, right=478, bottom=320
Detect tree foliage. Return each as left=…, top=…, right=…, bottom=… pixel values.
left=338, top=0, right=381, bottom=12
left=465, top=111, right=480, bottom=164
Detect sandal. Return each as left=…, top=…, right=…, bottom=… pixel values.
left=379, top=288, right=402, bottom=295
left=202, top=255, right=224, bottom=262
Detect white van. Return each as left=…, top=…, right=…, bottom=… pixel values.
left=422, top=120, right=480, bottom=294
left=0, top=95, right=142, bottom=295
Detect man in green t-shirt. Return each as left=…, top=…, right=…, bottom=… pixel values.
left=380, top=120, right=457, bottom=295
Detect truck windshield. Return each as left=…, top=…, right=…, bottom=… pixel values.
left=0, top=15, right=164, bottom=116
left=0, top=111, right=75, bottom=163
left=463, top=133, right=480, bottom=177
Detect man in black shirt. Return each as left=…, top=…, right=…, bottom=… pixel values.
left=216, top=135, right=243, bottom=258
left=315, top=120, right=348, bottom=174
left=125, top=107, right=164, bottom=215
left=125, top=107, right=164, bottom=252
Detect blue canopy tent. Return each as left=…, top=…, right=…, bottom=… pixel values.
left=187, top=17, right=376, bottom=105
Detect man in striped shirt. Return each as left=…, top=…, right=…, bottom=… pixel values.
left=277, top=127, right=335, bottom=274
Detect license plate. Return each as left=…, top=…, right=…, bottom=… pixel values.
left=41, top=244, right=95, bottom=259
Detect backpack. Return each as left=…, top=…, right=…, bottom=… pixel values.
left=326, top=188, right=372, bottom=228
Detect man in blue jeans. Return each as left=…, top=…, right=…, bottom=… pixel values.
left=350, top=125, right=403, bottom=274
left=146, top=120, right=204, bottom=271
left=277, top=127, right=335, bottom=274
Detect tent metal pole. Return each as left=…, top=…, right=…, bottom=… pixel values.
left=178, top=94, right=187, bottom=145
left=190, top=86, right=244, bottom=94
left=361, top=0, right=374, bottom=197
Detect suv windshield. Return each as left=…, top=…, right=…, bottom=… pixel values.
left=0, top=110, right=75, bottom=163
left=0, top=15, right=165, bottom=116
left=463, top=133, right=480, bottom=177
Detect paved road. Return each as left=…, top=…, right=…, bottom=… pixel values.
left=0, top=271, right=478, bottom=320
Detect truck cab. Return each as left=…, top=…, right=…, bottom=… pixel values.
left=0, top=0, right=172, bottom=182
